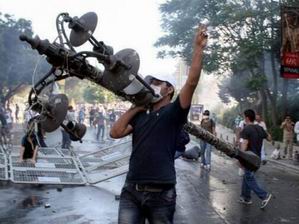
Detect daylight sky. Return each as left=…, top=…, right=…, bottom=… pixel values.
left=0, top=0, right=177, bottom=76
left=0, top=0, right=227, bottom=111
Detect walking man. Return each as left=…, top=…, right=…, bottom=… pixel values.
left=239, top=109, right=272, bottom=209
left=200, top=110, right=216, bottom=170
left=110, top=25, right=208, bottom=223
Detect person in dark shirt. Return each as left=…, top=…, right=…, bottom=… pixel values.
left=200, top=109, right=216, bottom=170
left=19, top=129, right=38, bottom=164
left=110, top=25, right=208, bottom=223
left=96, top=111, right=106, bottom=141
left=239, top=109, right=272, bottom=209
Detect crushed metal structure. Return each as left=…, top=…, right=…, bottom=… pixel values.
left=0, top=139, right=131, bottom=185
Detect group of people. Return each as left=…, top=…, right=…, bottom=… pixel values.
left=3, top=21, right=291, bottom=223
left=236, top=113, right=299, bottom=161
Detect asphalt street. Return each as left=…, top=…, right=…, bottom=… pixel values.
left=0, top=127, right=299, bottom=224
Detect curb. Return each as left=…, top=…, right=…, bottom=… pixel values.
left=267, top=158, right=299, bottom=173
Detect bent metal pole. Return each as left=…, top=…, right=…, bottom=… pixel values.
left=184, top=122, right=261, bottom=171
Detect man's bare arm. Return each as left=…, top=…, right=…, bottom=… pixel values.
left=179, top=25, right=208, bottom=109
left=110, top=106, right=145, bottom=139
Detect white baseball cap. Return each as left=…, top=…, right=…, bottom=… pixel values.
left=144, top=74, right=176, bottom=88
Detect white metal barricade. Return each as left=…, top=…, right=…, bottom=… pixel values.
left=0, top=138, right=131, bottom=185
left=0, top=153, right=8, bottom=180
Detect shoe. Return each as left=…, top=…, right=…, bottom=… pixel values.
left=260, top=193, right=272, bottom=209
left=239, top=198, right=252, bottom=205
left=200, top=163, right=204, bottom=168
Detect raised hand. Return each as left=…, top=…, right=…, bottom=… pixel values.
left=194, top=25, right=208, bottom=49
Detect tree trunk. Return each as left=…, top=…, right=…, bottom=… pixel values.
left=265, top=88, right=278, bottom=126
left=260, top=89, right=268, bottom=121
left=268, top=0, right=279, bottom=125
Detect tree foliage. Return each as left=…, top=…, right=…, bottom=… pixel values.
left=156, top=0, right=299, bottom=129
left=65, top=79, right=117, bottom=104
left=0, top=12, right=49, bottom=104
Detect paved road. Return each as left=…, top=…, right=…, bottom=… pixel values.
left=0, top=127, right=299, bottom=224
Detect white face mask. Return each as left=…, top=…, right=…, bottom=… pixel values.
left=202, top=115, right=209, bottom=119
left=150, top=84, right=162, bottom=103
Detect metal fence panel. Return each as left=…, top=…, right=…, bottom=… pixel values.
left=10, top=155, right=86, bottom=185
left=79, top=141, right=131, bottom=184
left=0, top=153, right=8, bottom=180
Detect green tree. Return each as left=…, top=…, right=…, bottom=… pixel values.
left=65, top=79, right=117, bottom=104
left=156, top=0, right=299, bottom=128
left=0, top=12, right=49, bottom=105
left=83, top=84, right=117, bottom=104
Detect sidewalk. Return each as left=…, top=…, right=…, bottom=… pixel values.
left=215, top=124, right=299, bottom=173
left=264, top=141, right=299, bottom=173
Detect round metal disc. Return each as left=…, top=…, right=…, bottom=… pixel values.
left=40, top=94, right=69, bottom=132
left=70, top=12, right=98, bottom=47
left=69, top=123, right=87, bottom=141
left=102, top=49, right=140, bottom=91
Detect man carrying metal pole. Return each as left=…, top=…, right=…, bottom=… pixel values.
left=110, top=25, right=208, bottom=223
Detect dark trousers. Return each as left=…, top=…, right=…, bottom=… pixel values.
left=61, top=130, right=71, bottom=149
left=97, top=124, right=105, bottom=140
left=118, top=184, right=176, bottom=224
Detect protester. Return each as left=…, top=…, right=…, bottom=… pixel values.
left=200, top=110, right=216, bottom=170
left=89, top=107, right=96, bottom=127
left=15, top=103, right=20, bottom=122
left=280, top=115, right=295, bottom=159
left=19, top=123, right=39, bottom=164
left=5, top=107, right=13, bottom=130
left=96, top=109, right=106, bottom=141
left=108, top=109, right=116, bottom=128
left=78, top=107, right=85, bottom=124
left=239, top=109, right=272, bottom=209
left=294, top=120, right=299, bottom=145
left=61, top=106, right=76, bottom=149
left=110, top=25, right=208, bottom=223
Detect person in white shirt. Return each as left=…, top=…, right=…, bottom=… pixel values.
left=255, top=114, right=270, bottom=164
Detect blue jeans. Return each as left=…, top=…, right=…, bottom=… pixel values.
left=61, top=130, right=71, bottom=149
left=118, top=184, right=176, bottom=224
left=200, top=141, right=212, bottom=165
left=241, top=169, right=268, bottom=200
left=97, top=125, right=105, bottom=140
